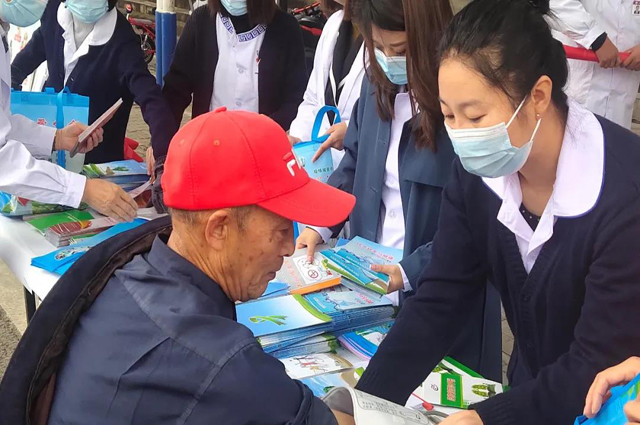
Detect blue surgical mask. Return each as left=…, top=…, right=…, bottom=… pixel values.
left=445, top=98, right=542, bottom=178
left=375, top=48, right=408, bottom=86
left=65, top=0, right=108, bottom=24
left=0, top=0, right=46, bottom=27
left=221, top=0, right=247, bottom=16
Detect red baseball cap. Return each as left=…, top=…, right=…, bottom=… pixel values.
left=162, top=108, right=355, bottom=227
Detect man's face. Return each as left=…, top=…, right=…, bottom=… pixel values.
left=222, top=207, right=295, bottom=302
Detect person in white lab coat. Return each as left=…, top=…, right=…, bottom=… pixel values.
left=288, top=0, right=366, bottom=168
left=0, top=1, right=138, bottom=221
left=550, top=0, right=640, bottom=129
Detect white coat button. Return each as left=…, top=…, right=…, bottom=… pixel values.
left=238, top=68, right=244, bottom=74
left=389, top=210, right=396, bottom=219
left=236, top=101, right=242, bottom=107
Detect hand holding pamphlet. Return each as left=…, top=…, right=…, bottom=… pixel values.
left=70, top=99, right=123, bottom=157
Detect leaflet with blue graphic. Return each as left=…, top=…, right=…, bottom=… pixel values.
left=304, top=288, right=392, bottom=316
left=31, top=219, right=146, bottom=275
left=338, top=321, right=394, bottom=360
left=236, top=294, right=331, bottom=338
left=320, top=237, right=404, bottom=296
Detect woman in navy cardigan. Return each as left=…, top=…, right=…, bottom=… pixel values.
left=356, top=0, right=640, bottom=423
left=296, top=0, right=503, bottom=381
left=161, top=0, right=307, bottom=132
left=11, top=0, right=176, bottom=164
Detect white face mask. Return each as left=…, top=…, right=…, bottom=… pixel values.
left=445, top=98, right=542, bottom=178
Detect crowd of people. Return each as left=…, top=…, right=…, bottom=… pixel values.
left=0, top=0, right=640, bottom=424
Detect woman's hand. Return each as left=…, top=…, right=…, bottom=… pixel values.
left=370, top=264, right=404, bottom=293
left=312, top=122, right=348, bottom=162
left=55, top=122, right=103, bottom=153
left=295, top=228, right=324, bottom=262
left=584, top=357, right=640, bottom=418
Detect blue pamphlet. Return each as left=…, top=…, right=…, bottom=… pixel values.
left=31, top=219, right=146, bottom=275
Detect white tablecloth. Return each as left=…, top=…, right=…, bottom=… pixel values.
left=0, top=215, right=58, bottom=300
left=0, top=208, right=164, bottom=301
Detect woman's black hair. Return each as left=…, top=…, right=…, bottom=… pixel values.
left=108, top=0, right=118, bottom=11
left=438, top=0, right=569, bottom=118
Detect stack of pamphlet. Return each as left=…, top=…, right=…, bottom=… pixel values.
left=236, top=294, right=334, bottom=353
left=271, top=334, right=339, bottom=359
left=82, top=160, right=149, bottom=188
left=304, top=287, right=396, bottom=331
left=31, top=219, right=146, bottom=275
left=26, top=210, right=95, bottom=234
left=44, top=217, right=118, bottom=247
left=237, top=287, right=396, bottom=354
left=338, top=321, right=394, bottom=361
left=320, top=237, right=403, bottom=299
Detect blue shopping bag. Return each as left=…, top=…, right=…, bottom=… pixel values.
left=292, top=106, right=342, bottom=241
left=11, top=87, right=89, bottom=171
left=293, top=105, right=341, bottom=184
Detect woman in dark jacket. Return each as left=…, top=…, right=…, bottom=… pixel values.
left=11, top=0, right=176, bottom=164
left=161, top=0, right=308, bottom=132
left=296, top=0, right=502, bottom=380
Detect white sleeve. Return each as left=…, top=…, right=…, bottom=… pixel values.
left=0, top=109, right=86, bottom=207
left=549, top=0, right=605, bottom=48
left=288, top=14, right=341, bottom=141
left=307, top=225, right=333, bottom=244
left=8, top=113, right=58, bottom=159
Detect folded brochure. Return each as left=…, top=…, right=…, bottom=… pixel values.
left=324, top=386, right=432, bottom=424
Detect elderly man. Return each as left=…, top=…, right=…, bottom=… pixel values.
left=45, top=108, right=357, bottom=425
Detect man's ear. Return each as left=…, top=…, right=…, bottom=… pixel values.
left=204, top=210, right=232, bottom=251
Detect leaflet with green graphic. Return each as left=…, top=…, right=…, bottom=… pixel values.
left=236, top=294, right=331, bottom=338
left=420, top=373, right=504, bottom=409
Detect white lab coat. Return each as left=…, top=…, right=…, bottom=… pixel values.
left=288, top=10, right=367, bottom=167
left=0, top=25, right=85, bottom=207
left=550, top=0, right=640, bottom=128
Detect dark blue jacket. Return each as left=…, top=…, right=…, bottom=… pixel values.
left=328, top=76, right=502, bottom=380
left=46, top=234, right=338, bottom=425
left=356, top=117, right=640, bottom=424
left=11, top=0, right=177, bottom=162
left=328, top=77, right=455, bottom=289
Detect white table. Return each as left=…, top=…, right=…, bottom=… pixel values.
left=0, top=215, right=59, bottom=321
left=0, top=208, right=164, bottom=321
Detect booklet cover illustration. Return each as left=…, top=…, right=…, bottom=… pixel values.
left=237, top=294, right=331, bottom=338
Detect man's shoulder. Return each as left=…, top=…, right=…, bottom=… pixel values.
left=111, top=257, right=259, bottom=367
